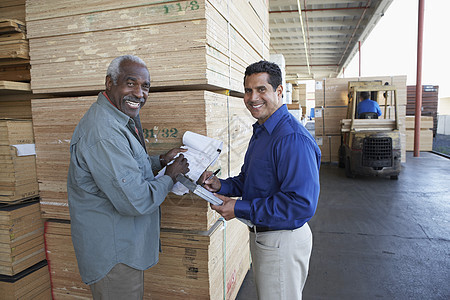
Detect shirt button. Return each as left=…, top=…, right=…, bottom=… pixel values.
left=122, top=179, right=126, bottom=183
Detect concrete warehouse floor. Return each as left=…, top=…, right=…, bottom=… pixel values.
left=236, top=151, right=450, bottom=299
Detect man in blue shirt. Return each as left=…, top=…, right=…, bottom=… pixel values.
left=67, top=55, right=189, bottom=299
left=200, top=61, right=321, bottom=299
left=357, top=91, right=382, bottom=118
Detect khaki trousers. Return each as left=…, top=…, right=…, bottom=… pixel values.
left=250, top=223, right=313, bottom=300
left=89, top=263, right=144, bottom=300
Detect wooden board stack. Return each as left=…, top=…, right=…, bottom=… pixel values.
left=145, top=219, right=250, bottom=299
left=0, top=1, right=25, bottom=23
left=26, top=0, right=269, bottom=94
left=292, top=84, right=306, bottom=105
left=0, top=18, right=30, bottom=87
left=407, top=85, right=439, bottom=136
left=0, top=119, right=39, bottom=203
left=26, top=0, right=267, bottom=296
left=314, top=76, right=407, bottom=163
left=43, top=220, right=90, bottom=299
left=0, top=17, right=32, bottom=120
left=45, top=218, right=250, bottom=300
left=0, top=201, right=44, bottom=276
left=0, top=6, right=51, bottom=298
left=0, top=260, right=51, bottom=300
left=32, top=91, right=254, bottom=296
left=31, top=91, right=253, bottom=229
left=405, top=116, right=434, bottom=151
left=0, top=201, right=49, bottom=299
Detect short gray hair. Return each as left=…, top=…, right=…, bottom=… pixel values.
left=106, top=55, right=147, bottom=84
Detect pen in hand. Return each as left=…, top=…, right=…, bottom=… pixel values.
left=202, top=169, right=220, bottom=186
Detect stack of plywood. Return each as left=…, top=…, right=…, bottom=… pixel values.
left=26, top=0, right=266, bottom=297
left=0, top=18, right=32, bottom=120
left=31, top=91, right=253, bottom=228
left=145, top=218, right=250, bottom=299
left=32, top=92, right=254, bottom=296
left=0, top=119, right=38, bottom=203
left=26, top=0, right=269, bottom=94
left=0, top=260, right=51, bottom=300
left=0, top=201, right=49, bottom=299
left=0, top=94, right=32, bottom=119
left=0, top=1, right=25, bottom=23
left=407, top=85, right=439, bottom=136
left=43, top=220, right=90, bottom=299
left=0, top=19, right=28, bottom=61
left=45, top=218, right=251, bottom=300
left=314, top=76, right=407, bottom=163
left=292, top=84, right=306, bottom=105
left=405, top=116, right=433, bottom=151
left=0, top=18, right=30, bottom=83
left=0, top=5, right=51, bottom=298
left=0, top=201, right=44, bottom=276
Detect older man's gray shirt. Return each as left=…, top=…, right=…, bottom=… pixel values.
left=67, top=92, right=174, bottom=285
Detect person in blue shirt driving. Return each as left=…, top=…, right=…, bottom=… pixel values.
left=357, top=91, right=382, bottom=118
left=200, top=60, right=321, bottom=300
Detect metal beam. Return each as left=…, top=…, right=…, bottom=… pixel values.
left=414, top=0, right=425, bottom=157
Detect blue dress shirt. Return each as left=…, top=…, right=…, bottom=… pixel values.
left=219, top=104, right=321, bottom=230
left=357, top=99, right=382, bottom=117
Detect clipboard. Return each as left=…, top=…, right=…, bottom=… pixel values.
left=176, top=174, right=254, bottom=227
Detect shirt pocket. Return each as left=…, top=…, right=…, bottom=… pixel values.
left=247, top=157, right=275, bottom=197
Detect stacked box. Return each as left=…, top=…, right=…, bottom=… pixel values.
left=0, top=119, right=38, bottom=203
left=26, top=0, right=269, bottom=94
left=0, top=201, right=45, bottom=276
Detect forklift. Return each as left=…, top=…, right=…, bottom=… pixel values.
left=338, top=81, right=401, bottom=179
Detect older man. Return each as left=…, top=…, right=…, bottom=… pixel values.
left=67, top=55, right=189, bottom=299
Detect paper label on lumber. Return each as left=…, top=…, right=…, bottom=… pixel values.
left=11, top=143, right=35, bottom=156
left=314, top=108, right=323, bottom=118
left=315, top=81, right=323, bottom=90
left=315, top=136, right=323, bottom=146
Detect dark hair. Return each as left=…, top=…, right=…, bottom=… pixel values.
left=360, top=91, right=370, bottom=100
left=244, top=60, right=282, bottom=91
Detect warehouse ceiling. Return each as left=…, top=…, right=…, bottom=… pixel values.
left=269, top=0, right=393, bottom=81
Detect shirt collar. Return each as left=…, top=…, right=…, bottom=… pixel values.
left=252, top=104, right=288, bottom=135
left=97, top=92, right=131, bottom=126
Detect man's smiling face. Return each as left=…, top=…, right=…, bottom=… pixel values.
left=106, top=60, right=150, bottom=118
left=243, top=72, right=283, bottom=124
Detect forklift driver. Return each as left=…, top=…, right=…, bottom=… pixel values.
left=357, top=91, right=382, bottom=119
